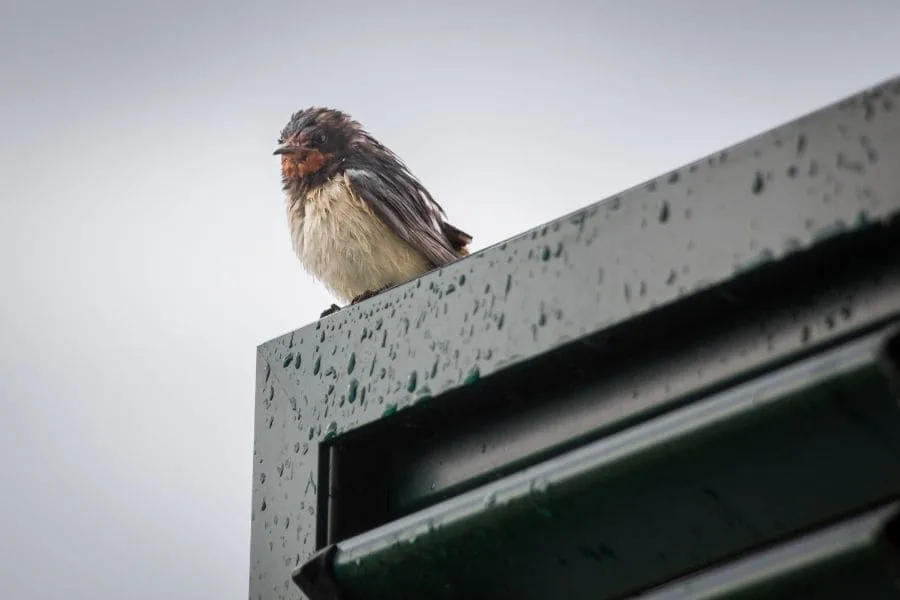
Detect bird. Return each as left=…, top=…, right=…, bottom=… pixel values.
left=274, top=107, right=472, bottom=318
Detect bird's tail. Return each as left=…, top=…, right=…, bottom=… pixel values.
left=443, top=222, right=473, bottom=256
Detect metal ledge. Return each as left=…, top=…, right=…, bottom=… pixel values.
left=296, top=327, right=900, bottom=600
left=635, top=502, right=900, bottom=599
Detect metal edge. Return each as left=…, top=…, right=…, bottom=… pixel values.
left=634, top=501, right=900, bottom=599
left=292, top=544, right=343, bottom=600
left=333, top=328, right=886, bottom=565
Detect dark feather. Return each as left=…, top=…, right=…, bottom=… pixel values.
left=345, top=167, right=464, bottom=267
left=441, top=221, right=473, bottom=254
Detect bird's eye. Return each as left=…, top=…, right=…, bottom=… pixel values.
left=317, top=133, right=327, bottom=145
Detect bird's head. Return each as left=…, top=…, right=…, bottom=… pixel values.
left=274, top=107, right=360, bottom=192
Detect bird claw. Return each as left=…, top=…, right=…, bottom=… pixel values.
left=321, top=287, right=386, bottom=318
left=320, top=303, right=341, bottom=318
left=350, top=289, right=378, bottom=304
left=352, top=286, right=391, bottom=304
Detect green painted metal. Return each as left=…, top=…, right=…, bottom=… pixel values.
left=326, top=329, right=900, bottom=599
left=637, top=502, right=900, bottom=599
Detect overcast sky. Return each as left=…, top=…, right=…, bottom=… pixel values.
left=1, top=1, right=898, bottom=598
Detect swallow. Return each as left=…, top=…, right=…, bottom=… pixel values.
left=275, top=107, right=472, bottom=318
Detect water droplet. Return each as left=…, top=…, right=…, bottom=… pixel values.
left=313, top=356, right=321, bottom=375
left=347, top=352, right=356, bottom=374
left=282, top=353, right=294, bottom=368
left=260, top=498, right=267, bottom=511
left=752, top=172, right=765, bottom=195
left=407, top=370, right=418, bottom=393
left=347, top=378, right=358, bottom=403
left=836, top=153, right=864, bottom=173
left=293, top=441, right=301, bottom=453
left=459, top=274, right=466, bottom=286
left=259, top=473, right=266, bottom=484
left=484, top=492, right=497, bottom=508
left=464, top=366, right=481, bottom=385
left=324, top=421, right=337, bottom=440
left=541, top=246, right=551, bottom=261
left=801, top=325, right=811, bottom=343
left=658, top=201, right=670, bottom=223
left=382, top=403, right=397, bottom=417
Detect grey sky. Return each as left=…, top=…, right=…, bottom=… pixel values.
left=1, top=1, right=898, bottom=598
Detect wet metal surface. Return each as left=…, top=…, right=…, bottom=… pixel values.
left=326, top=329, right=900, bottom=599
left=250, top=76, right=900, bottom=599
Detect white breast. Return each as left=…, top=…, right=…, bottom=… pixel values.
left=286, top=174, right=432, bottom=303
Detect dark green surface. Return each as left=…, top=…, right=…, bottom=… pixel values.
left=330, top=331, right=900, bottom=599
left=637, top=502, right=900, bottom=599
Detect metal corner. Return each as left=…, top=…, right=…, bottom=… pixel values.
left=292, top=544, right=342, bottom=600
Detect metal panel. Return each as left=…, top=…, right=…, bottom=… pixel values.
left=634, top=502, right=900, bottom=600
left=250, top=75, right=900, bottom=599
left=307, top=328, right=900, bottom=600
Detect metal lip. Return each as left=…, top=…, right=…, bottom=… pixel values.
left=335, top=330, right=883, bottom=564
left=634, top=501, right=900, bottom=599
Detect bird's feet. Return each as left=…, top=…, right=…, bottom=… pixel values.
left=321, top=286, right=389, bottom=318
left=350, top=286, right=390, bottom=305
left=320, top=303, right=341, bottom=318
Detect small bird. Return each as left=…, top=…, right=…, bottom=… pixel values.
left=275, top=107, right=472, bottom=317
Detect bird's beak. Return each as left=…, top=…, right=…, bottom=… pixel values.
left=273, top=144, right=306, bottom=156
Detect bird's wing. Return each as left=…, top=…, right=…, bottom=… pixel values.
left=345, top=167, right=465, bottom=267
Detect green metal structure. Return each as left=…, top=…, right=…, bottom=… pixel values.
left=251, top=76, right=900, bottom=599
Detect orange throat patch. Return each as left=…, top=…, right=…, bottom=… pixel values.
left=281, top=151, right=328, bottom=180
